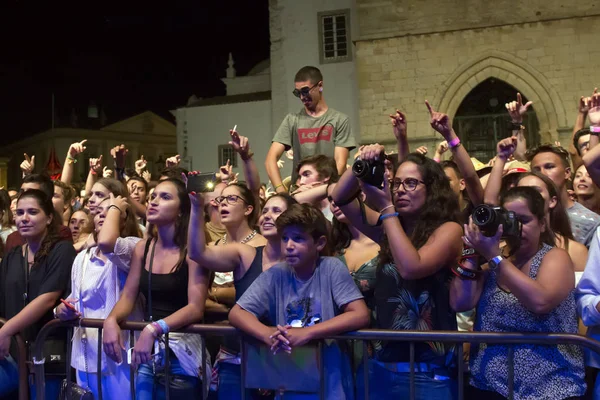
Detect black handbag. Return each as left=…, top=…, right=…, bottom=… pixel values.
left=59, top=379, right=94, bottom=400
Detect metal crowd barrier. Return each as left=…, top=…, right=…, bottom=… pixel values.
left=0, top=318, right=29, bottom=400
left=30, top=318, right=600, bottom=400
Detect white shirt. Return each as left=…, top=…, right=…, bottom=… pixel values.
left=68, top=236, right=143, bottom=373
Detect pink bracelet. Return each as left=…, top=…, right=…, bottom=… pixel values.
left=448, top=137, right=461, bottom=149
left=591, top=126, right=600, bottom=133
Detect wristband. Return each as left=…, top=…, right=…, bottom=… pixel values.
left=378, top=212, right=399, bottom=222
left=509, top=122, right=523, bottom=131
left=90, top=169, right=97, bottom=175
left=450, top=264, right=481, bottom=280
left=274, top=183, right=284, bottom=191
left=241, top=151, right=254, bottom=161
left=448, top=137, right=461, bottom=149
left=145, top=323, right=159, bottom=338
left=379, top=204, right=395, bottom=214
left=156, top=319, right=170, bottom=335
left=591, top=126, right=600, bottom=134
left=107, top=205, right=122, bottom=214
left=433, top=157, right=441, bottom=163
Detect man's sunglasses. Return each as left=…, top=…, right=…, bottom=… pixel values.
left=292, top=83, right=320, bottom=98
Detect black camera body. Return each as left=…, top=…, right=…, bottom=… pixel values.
left=471, top=205, right=521, bottom=239
left=352, top=157, right=386, bottom=188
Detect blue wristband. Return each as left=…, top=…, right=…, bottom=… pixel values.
left=156, top=319, right=170, bottom=335
left=379, top=212, right=399, bottom=222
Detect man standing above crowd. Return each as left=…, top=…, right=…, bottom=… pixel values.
left=265, top=66, right=356, bottom=193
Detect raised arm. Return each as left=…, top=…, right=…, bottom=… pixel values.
left=230, top=129, right=261, bottom=197
left=61, top=140, right=87, bottom=184
left=390, top=109, right=409, bottom=163
left=20, top=153, right=35, bottom=178
left=188, top=190, right=255, bottom=275
left=576, top=230, right=600, bottom=326
left=85, top=156, right=103, bottom=195
left=505, top=93, right=532, bottom=161
left=110, top=144, right=129, bottom=183
left=581, top=94, right=600, bottom=185
left=571, top=95, right=592, bottom=167
left=426, top=101, right=484, bottom=205
left=97, top=193, right=128, bottom=254
left=265, top=142, right=287, bottom=193
left=482, top=137, right=517, bottom=205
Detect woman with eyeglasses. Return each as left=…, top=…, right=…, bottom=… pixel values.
left=102, top=178, right=211, bottom=399
left=452, top=186, right=585, bottom=399
left=332, top=145, right=463, bottom=399
left=188, top=188, right=297, bottom=399
left=55, top=180, right=142, bottom=399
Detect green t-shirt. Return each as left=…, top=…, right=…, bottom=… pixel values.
left=272, top=107, right=356, bottom=182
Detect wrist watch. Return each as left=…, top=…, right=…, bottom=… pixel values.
left=488, top=255, right=504, bottom=271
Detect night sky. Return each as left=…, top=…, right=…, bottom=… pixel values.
left=0, top=3, right=270, bottom=145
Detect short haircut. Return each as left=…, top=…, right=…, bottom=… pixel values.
left=53, top=180, right=75, bottom=204
left=160, top=166, right=188, bottom=181
left=297, top=155, right=339, bottom=183
left=573, top=128, right=591, bottom=156
left=294, top=66, right=323, bottom=84
left=526, top=143, right=571, bottom=169
left=22, top=173, right=54, bottom=199
left=276, top=203, right=330, bottom=252
left=440, top=160, right=463, bottom=180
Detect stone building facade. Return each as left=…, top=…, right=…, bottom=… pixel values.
left=354, top=0, right=600, bottom=153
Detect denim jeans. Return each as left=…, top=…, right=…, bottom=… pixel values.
left=218, top=362, right=257, bottom=400
left=76, top=360, right=131, bottom=400
left=0, top=355, right=19, bottom=397
left=356, top=358, right=457, bottom=400
left=136, top=356, right=201, bottom=400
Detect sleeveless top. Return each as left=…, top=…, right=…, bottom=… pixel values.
left=139, top=239, right=189, bottom=321
left=234, top=246, right=265, bottom=302
left=374, top=260, right=457, bottom=365
left=336, top=252, right=377, bottom=313
left=470, top=243, right=585, bottom=399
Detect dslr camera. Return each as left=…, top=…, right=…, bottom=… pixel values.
left=471, top=205, right=521, bottom=239
left=352, top=156, right=387, bottom=188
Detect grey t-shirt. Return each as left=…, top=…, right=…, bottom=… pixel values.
left=272, top=107, right=356, bottom=182
left=568, top=202, right=600, bottom=247
left=237, top=257, right=363, bottom=399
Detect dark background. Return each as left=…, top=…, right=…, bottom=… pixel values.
left=0, top=3, right=270, bottom=145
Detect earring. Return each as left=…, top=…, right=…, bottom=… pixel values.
left=319, top=88, right=323, bottom=92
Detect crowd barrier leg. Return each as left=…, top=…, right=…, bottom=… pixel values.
left=318, top=341, right=325, bottom=400
left=457, top=342, right=464, bottom=400
left=240, top=337, right=247, bottom=400
left=201, top=334, right=207, bottom=400
left=164, top=332, right=171, bottom=400
left=508, top=345, right=514, bottom=400
left=97, top=327, right=103, bottom=400
left=362, top=340, right=369, bottom=400
left=129, top=330, right=135, bottom=400
left=409, top=342, right=415, bottom=400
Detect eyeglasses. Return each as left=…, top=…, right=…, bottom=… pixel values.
left=215, top=195, right=246, bottom=205
left=392, top=178, right=425, bottom=192
left=292, top=83, right=319, bottom=98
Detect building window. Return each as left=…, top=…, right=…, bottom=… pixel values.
left=218, top=144, right=238, bottom=168
left=318, top=9, right=352, bottom=64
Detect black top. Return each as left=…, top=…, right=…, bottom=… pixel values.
left=0, top=241, right=75, bottom=342
left=234, top=246, right=265, bottom=302
left=139, top=239, right=189, bottom=321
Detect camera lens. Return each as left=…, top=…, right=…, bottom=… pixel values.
left=352, top=160, right=368, bottom=178
left=473, top=205, right=492, bottom=225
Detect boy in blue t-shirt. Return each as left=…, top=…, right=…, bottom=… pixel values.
left=229, top=203, right=369, bottom=399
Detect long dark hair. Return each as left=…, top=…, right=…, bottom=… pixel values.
left=331, top=217, right=352, bottom=255
left=0, top=189, right=13, bottom=227
left=516, top=171, right=573, bottom=243
left=147, top=178, right=190, bottom=272
left=501, top=186, right=555, bottom=247
left=379, top=153, right=460, bottom=266
left=17, top=189, right=62, bottom=263
left=95, top=178, right=141, bottom=238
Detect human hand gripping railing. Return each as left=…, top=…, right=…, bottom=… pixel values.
left=32, top=319, right=600, bottom=400
left=0, top=318, right=28, bottom=400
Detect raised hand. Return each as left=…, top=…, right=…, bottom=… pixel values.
left=103, top=166, right=114, bottom=178
left=20, top=153, right=35, bottom=175
left=229, top=129, right=251, bottom=159
left=166, top=154, right=181, bottom=167
left=496, top=136, right=517, bottom=161
left=141, top=170, right=152, bottom=182
left=69, top=139, right=87, bottom=158
left=389, top=109, right=407, bottom=139
left=89, top=155, right=103, bottom=174
left=219, top=159, right=233, bottom=182
left=135, top=155, right=147, bottom=174
left=108, top=192, right=128, bottom=215
left=425, top=101, right=452, bottom=139
left=579, top=95, right=592, bottom=115
left=358, top=144, right=386, bottom=162
left=505, top=93, right=533, bottom=124
left=589, top=89, right=600, bottom=127
left=110, top=144, right=128, bottom=169
left=436, top=141, right=449, bottom=155
left=415, top=146, right=428, bottom=156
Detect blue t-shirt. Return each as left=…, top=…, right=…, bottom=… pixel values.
left=237, top=256, right=363, bottom=399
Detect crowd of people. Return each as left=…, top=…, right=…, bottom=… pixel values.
left=0, top=65, right=599, bottom=399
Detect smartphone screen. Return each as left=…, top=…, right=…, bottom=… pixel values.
left=187, top=173, right=217, bottom=193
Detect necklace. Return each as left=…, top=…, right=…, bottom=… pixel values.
left=222, top=230, right=257, bottom=245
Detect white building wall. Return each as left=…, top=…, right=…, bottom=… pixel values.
left=272, top=0, right=360, bottom=144
left=177, top=100, right=295, bottom=183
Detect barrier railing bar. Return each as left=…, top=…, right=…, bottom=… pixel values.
left=457, top=343, right=464, bottom=400
left=508, top=345, right=514, bottom=400
left=362, top=340, right=368, bottom=400
left=129, top=329, right=136, bottom=400
left=319, top=341, right=325, bottom=400
left=409, top=341, right=415, bottom=400
left=65, top=327, right=73, bottom=399
left=97, top=327, right=103, bottom=400
left=32, top=319, right=600, bottom=400
left=164, top=331, right=171, bottom=400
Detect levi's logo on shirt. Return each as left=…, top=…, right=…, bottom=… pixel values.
left=298, top=125, right=333, bottom=144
